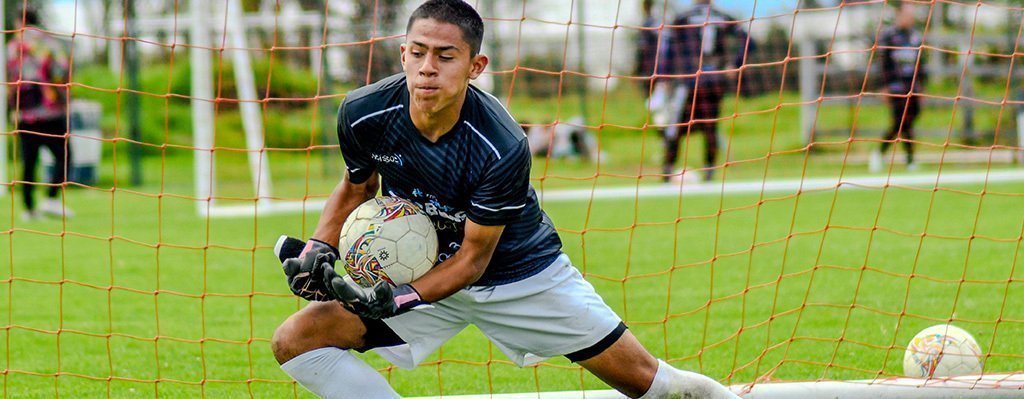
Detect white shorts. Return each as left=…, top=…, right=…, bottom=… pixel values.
left=373, top=254, right=624, bottom=369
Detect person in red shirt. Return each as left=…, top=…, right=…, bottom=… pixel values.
left=6, top=7, right=74, bottom=220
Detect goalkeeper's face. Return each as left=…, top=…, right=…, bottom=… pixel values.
left=402, top=18, right=488, bottom=115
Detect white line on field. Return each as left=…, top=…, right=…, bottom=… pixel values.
left=202, top=169, right=1024, bottom=217
left=536, top=169, right=1024, bottom=202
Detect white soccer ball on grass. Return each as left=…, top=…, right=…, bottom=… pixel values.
left=338, top=196, right=438, bottom=287
left=903, top=324, right=983, bottom=378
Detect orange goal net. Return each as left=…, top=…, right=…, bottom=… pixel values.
left=2, top=0, right=1024, bottom=398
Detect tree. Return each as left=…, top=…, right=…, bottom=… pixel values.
left=4, top=0, right=47, bottom=32
left=347, top=0, right=404, bottom=85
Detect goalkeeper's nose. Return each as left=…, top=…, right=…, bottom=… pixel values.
left=419, top=57, right=439, bottom=77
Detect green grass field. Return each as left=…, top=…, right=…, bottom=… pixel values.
left=2, top=158, right=1022, bottom=397
left=3, top=79, right=1024, bottom=397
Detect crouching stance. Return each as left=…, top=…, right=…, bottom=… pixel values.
left=272, top=2, right=740, bottom=398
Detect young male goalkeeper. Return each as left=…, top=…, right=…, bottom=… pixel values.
left=271, top=1, right=739, bottom=398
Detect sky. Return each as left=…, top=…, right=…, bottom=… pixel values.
left=708, top=0, right=803, bottom=17
left=45, top=0, right=812, bottom=30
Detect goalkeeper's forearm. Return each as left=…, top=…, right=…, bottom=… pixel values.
left=409, top=222, right=504, bottom=302
left=312, top=171, right=379, bottom=247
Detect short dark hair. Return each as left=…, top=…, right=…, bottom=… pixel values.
left=407, top=0, right=484, bottom=56
left=21, top=6, right=40, bottom=26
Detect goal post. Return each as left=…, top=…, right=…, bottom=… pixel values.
left=405, top=374, right=1024, bottom=399
left=189, top=0, right=216, bottom=215
left=189, top=0, right=276, bottom=217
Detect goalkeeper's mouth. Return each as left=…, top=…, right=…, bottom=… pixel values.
left=416, top=85, right=440, bottom=95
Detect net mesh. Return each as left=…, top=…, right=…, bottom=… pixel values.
left=2, top=0, right=1024, bottom=397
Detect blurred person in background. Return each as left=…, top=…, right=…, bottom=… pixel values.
left=522, top=116, right=599, bottom=161
left=638, top=0, right=686, bottom=168
left=870, top=3, right=926, bottom=173
left=6, top=6, right=74, bottom=220
left=658, top=0, right=753, bottom=182
left=635, top=0, right=661, bottom=94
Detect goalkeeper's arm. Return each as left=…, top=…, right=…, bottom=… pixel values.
left=276, top=171, right=378, bottom=301
left=406, top=221, right=503, bottom=302
left=327, top=219, right=504, bottom=319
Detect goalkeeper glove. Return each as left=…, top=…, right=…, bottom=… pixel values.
left=323, top=265, right=430, bottom=319
left=275, top=235, right=340, bottom=301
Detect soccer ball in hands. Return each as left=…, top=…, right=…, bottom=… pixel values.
left=903, top=324, right=983, bottom=378
left=339, top=196, right=438, bottom=287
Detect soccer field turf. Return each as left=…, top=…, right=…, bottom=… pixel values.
left=2, top=172, right=1022, bottom=398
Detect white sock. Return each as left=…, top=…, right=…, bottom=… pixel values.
left=639, top=360, right=740, bottom=399
left=281, top=347, right=400, bottom=399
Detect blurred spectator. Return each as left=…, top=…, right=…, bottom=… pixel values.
left=870, top=4, right=926, bottom=173
left=658, top=0, right=753, bottom=182
left=522, top=116, right=599, bottom=161
left=6, top=6, right=74, bottom=220
left=635, top=0, right=661, bottom=94
left=638, top=0, right=688, bottom=172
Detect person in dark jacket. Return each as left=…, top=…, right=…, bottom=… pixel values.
left=871, top=4, right=926, bottom=172
left=659, top=0, right=753, bottom=182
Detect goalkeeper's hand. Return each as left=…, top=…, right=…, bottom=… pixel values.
left=323, top=266, right=430, bottom=319
left=275, top=236, right=340, bottom=301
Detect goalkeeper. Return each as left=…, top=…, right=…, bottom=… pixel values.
left=271, top=1, right=739, bottom=398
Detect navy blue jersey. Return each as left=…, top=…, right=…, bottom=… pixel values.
left=636, top=15, right=662, bottom=79
left=878, top=26, right=927, bottom=92
left=337, top=74, right=562, bottom=286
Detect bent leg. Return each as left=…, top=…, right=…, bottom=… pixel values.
left=19, top=130, right=42, bottom=211
left=901, top=95, right=921, bottom=164
left=882, top=95, right=909, bottom=154
left=42, top=129, right=70, bottom=198
left=695, top=82, right=724, bottom=181
left=663, top=90, right=698, bottom=180
left=272, top=301, right=400, bottom=399
left=272, top=300, right=369, bottom=363
left=577, top=330, right=658, bottom=397
left=663, top=126, right=683, bottom=179
left=701, top=125, right=719, bottom=181
left=578, top=331, right=738, bottom=399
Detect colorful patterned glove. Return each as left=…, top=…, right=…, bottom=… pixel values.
left=275, top=236, right=340, bottom=301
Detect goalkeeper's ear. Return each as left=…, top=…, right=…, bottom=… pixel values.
left=469, top=53, right=488, bottom=80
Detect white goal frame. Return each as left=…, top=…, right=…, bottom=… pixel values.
left=405, top=373, right=1024, bottom=399
left=190, top=0, right=274, bottom=217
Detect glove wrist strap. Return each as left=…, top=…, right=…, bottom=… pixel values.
left=393, top=284, right=428, bottom=313
left=303, top=238, right=340, bottom=259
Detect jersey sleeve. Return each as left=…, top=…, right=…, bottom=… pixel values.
left=47, top=37, right=70, bottom=84
left=467, top=138, right=531, bottom=226
left=336, top=100, right=375, bottom=184
left=726, top=17, right=753, bottom=70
